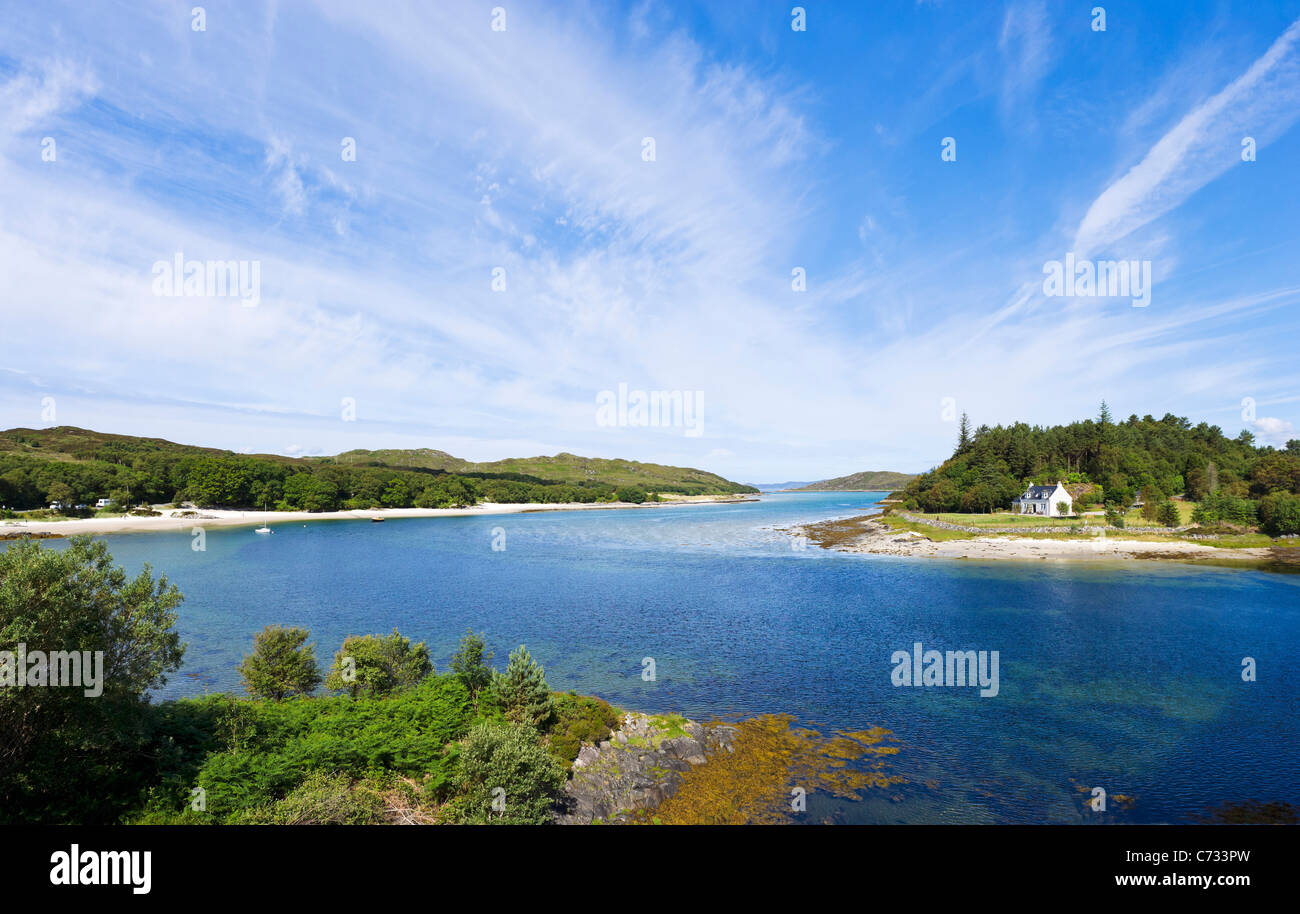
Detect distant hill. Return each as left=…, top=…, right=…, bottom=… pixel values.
left=0, top=425, right=258, bottom=462
left=334, top=448, right=470, bottom=471
left=792, top=471, right=916, bottom=491
left=332, top=448, right=755, bottom=495
left=0, top=427, right=756, bottom=513
left=747, top=480, right=816, bottom=492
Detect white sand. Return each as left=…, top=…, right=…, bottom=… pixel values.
left=3, top=494, right=755, bottom=537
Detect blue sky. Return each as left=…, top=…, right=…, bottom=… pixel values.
left=1, top=1, right=1298, bottom=481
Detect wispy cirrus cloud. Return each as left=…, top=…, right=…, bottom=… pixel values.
left=1073, top=15, right=1300, bottom=256
left=997, top=1, right=1053, bottom=123
left=0, top=58, right=97, bottom=135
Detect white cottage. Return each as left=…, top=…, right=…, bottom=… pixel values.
left=1011, top=482, right=1072, bottom=517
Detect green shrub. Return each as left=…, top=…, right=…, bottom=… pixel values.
left=238, top=625, right=321, bottom=700
left=1259, top=492, right=1300, bottom=536
left=1192, top=492, right=1257, bottom=527
left=449, top=629, right=494, bottom=707
left=615, top=486, right=647, bottom=504
left=151, top=675, right=474, bottom=821
left=546, top=692, right=621, bottom=764
left=447, top=721, right=566, bottom=824
left=324, top=629, right=432, bottom=698
left=235, top=772, right=385, bottom=825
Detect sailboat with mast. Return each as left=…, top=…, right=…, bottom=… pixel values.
left=254, top=499, right=272, bottom=534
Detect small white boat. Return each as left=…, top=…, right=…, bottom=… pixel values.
left=254, top=524, right=272, bottom=534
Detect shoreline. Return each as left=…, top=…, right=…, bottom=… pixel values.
left=1, top=494, right=758, bottom=538
left=782, top=513, right=1293, bottom=568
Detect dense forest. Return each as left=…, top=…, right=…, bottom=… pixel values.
left=900, top=404, right=1300, bottom=534
left=0, top=427, right=756, bottom=514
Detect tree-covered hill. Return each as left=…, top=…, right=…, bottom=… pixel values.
left=793, top=470, right=915, bottom=491
left=900, top=405, right=1300, bottom=533
left=334, top=448, right=752, bottom=494
left=0, top=425, right=261, bottom=463
left=0, top=427, right=756, bottom=513
left=334, top=447, right=470, bottom=471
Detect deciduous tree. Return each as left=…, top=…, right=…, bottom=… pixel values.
left=238, top=625, right=321, bottom=700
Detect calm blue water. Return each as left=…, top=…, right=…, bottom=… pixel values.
left=33, top=492, right=1300, bottom=823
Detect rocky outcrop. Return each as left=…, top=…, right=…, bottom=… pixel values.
left=556, top=712, right=738, bottom=824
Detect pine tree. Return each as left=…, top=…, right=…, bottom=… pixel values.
left=1157, top=501, right=1181, bottom=528
left=1098, top=400, right=1113, bottom=425
left=957, top=413, right=972, bottom=453
left=495, top=645, right=553, bottom=727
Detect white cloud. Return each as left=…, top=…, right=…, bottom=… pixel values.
left=1074, top=16, right=1300, bottom=256
left=1251, top=417, right=1296, bottom=447
left=997, top=1, right=1052, bottom=122
left=264, top=136, right=307, bottom=217
left=0, top=58, right=98, bottom=136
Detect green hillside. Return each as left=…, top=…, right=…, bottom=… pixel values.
left=0, top=425, right=268, bottom=463
left=334, top=448, right=470, bottom=471
left=0, top=427, right=757, bottom=513
left=794, top=470, right=916, bottom=491
left=338, top=448, right=752, bottom=494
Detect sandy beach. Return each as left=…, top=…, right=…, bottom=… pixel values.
left=1, top=494, right=756, bottom=538
left=782, top=514, right=1283, bottom=565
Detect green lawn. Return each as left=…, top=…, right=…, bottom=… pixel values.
left=917, top=501, right=1198, bottom=529
left=877, top=515, right=977, bottom=541
left=1111, top=501, right=1197, bottom=526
